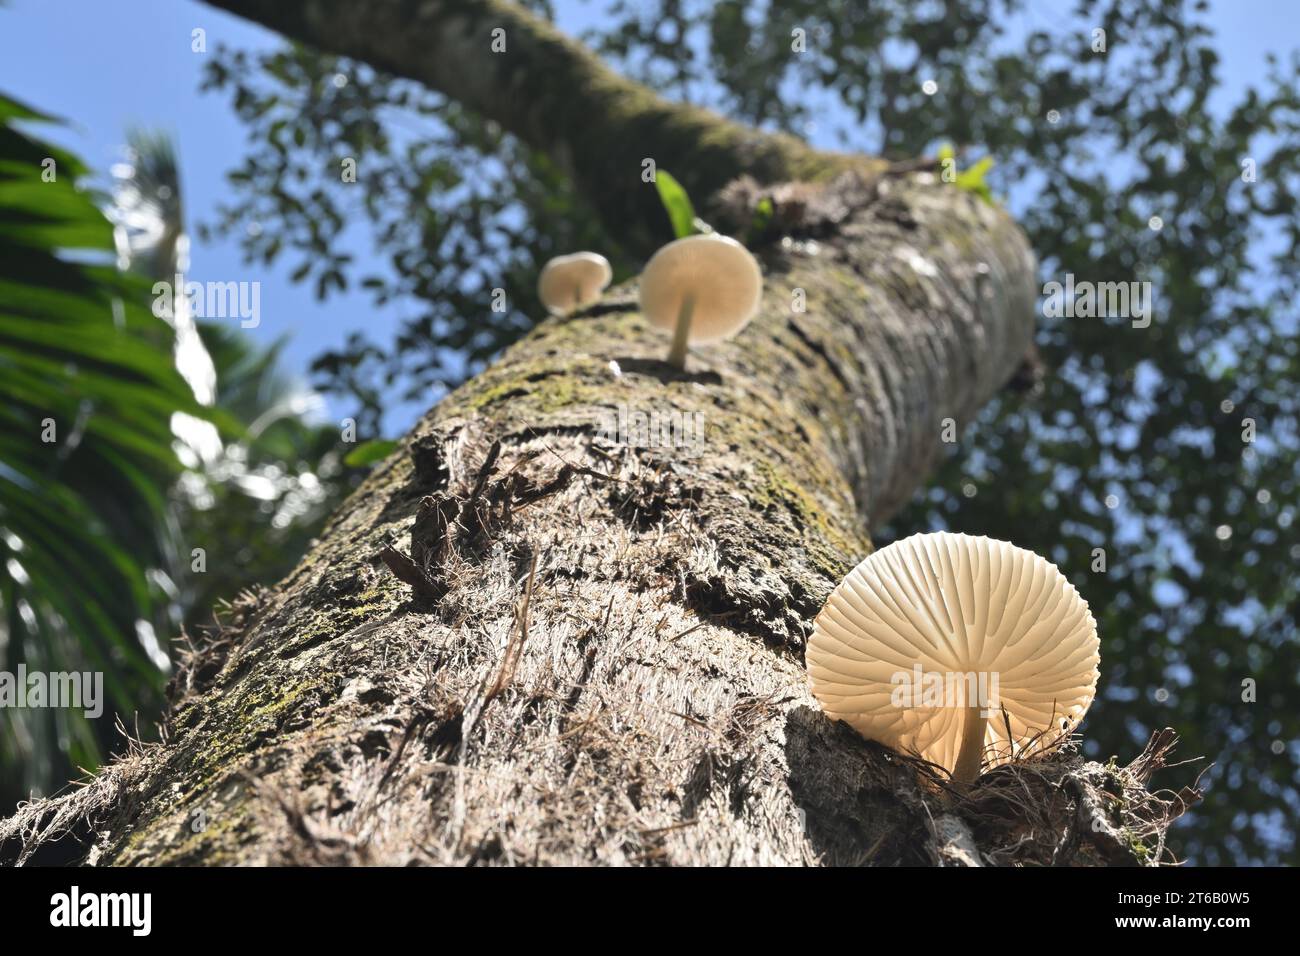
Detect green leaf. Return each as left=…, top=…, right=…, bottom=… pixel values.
left=751, top=196, right=774, bottom=238
left=654, top=170, right=697, bottom=239
left=344, top=438, right=399, bottom=467
left=0, top=93, right=53, bottom=123
left=954, top=155, right=995, bottom=205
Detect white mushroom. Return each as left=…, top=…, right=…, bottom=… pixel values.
left=637, top=234, right=762, bottom=370
left=537, top=252, right=612, bottom=316
left=807, top=532, right=1099, bottom=788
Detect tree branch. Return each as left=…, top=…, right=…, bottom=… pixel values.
left=198, top=0, right=869, bottom=249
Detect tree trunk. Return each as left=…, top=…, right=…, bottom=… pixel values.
left=1, top=1, right=1191, bottom=867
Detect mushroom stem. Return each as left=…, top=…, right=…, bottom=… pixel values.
left=951, top=705, right=988, bottom=790
left=666, top=294, right=695, bottom=370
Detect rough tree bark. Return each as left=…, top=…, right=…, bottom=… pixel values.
left=1, top=0, right=1193, bottom=866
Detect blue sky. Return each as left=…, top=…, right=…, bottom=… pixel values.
left=0, top=0, right=1295, bottom=434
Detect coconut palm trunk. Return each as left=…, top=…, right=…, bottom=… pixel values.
left=0, top=0, right=1193, bottom=866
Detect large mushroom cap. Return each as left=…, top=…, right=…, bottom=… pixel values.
left=807, top=532, right=1099, bottom=777
left=638, top=234, right=762, bottom=343
left=537, top=252, right=612, bottom=316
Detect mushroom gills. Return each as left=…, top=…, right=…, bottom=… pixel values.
left=806, top=532, right=1100, bottom=788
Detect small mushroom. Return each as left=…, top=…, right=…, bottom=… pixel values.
left=537, top=252, right=612, bottom=316
left=806, top=532, right=1099, bottom=789
left=637, top=234, right=762, bottom=370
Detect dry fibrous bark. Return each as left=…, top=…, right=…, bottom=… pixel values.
left=0, top=1, right=1197, bottom=866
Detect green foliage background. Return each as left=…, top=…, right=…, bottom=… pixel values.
left=0, top=95, right=214, bottom=794
left=0, top=98, right=356, bottom=810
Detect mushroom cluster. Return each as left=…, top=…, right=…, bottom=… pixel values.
left=638, top=234, right=762, bottom=370
left=807, top=532, right=1099, bottom=788
left=535, top=236, right=763, bottom=371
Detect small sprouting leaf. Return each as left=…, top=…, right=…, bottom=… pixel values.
left=654, top=170, right=697, bottom=239
left=751, top=196, right=774, bottom=236
left=344, top=438, right=399, bottom=467
left=955, top=155, right=995, bottom=205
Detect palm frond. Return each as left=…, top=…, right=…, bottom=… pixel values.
left=0, top=93, right=215, bottom=800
